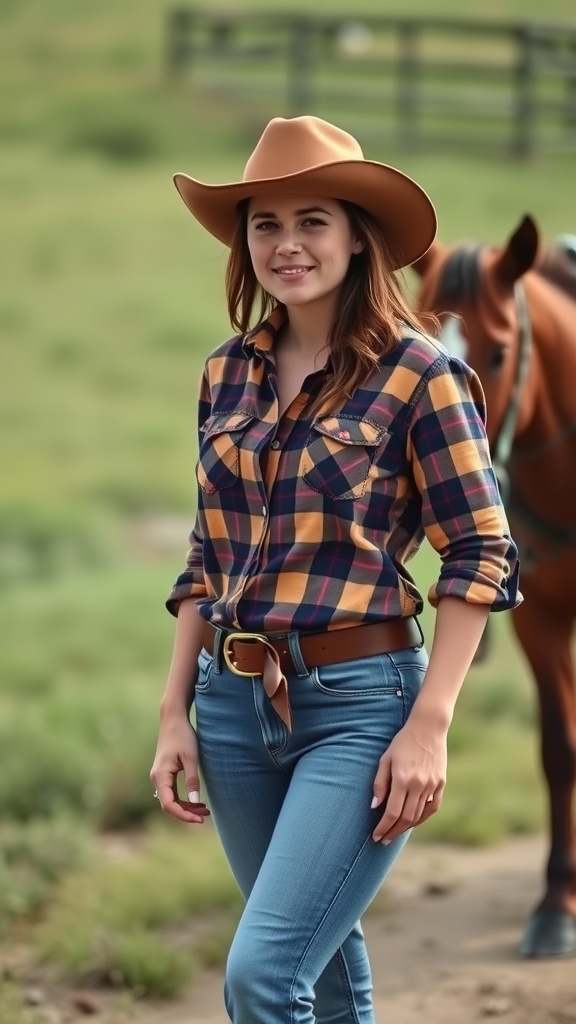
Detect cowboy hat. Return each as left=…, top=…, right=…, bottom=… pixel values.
left=173, top=116, right=437, bottom=270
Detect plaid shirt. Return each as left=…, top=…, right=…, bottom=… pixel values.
left=166, top=308, right=521, bottom=631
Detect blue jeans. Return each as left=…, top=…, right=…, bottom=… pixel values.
left=194, top=627, right=428, bottom=1024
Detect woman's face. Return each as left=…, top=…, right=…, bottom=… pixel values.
left=246, top=195, right=363, bottom=312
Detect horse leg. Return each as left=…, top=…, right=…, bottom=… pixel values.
left=511, top=602, right=576, bottom=957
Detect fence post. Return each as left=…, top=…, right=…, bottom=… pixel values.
left=287, top=18, right=314, bottom=115
left=396, top=22, right=420, bottom=148
left=166, top=8, right=196, bottom=77
left=566, top=39, right=576, bottom=134
left=513, top=27, right=537, bottom=157
left=211, top=16, right=235, bottom=55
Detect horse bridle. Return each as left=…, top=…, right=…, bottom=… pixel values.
left=496, top=280, right=576, bottom=547
left=490, top=281, right=531, bottom=505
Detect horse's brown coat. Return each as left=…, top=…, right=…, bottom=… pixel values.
left=413, top=215, right=576, bottom=957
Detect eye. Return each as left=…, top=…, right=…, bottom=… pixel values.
left=302, top=217, right=326, bottom=227
left=489, top=347, right=506, bottom=370
left=253, top=220, right=277, bottom=232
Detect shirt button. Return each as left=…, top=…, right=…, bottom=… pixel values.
left=270, top=439, right=281, bottom=450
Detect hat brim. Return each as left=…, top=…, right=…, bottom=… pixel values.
left=173, top=160, right=437, bottom=270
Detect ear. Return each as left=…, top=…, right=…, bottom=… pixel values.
left=494, top=214, right=540, bottom=285
left=411, top=242, right=445, bottom=278
left=352, top=238, right=365, bottom=255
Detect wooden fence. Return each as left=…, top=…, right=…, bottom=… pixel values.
left=166, top=9, right=576, bottom=157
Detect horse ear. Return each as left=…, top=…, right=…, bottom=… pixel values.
left=411, top=242, right=445, bottom=278
left=494, top=214, right=540, bottom=285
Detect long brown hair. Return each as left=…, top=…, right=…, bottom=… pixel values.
left=225, top=200, right=438, bottom=416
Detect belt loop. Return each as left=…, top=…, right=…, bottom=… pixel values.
left=212, top=626, right=225, bottom=674
left=287, top=631, right=309, bottom=677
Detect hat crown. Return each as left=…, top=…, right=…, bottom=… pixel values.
left=243, top=116, right=364, bottom=183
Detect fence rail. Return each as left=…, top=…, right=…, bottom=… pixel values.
left=166, top=9, right=576, bottom=156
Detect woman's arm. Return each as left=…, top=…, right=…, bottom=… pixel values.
left=408, top=595, right=489, bottom=731
left=150, top=598, right=211, bottom=824
left=160, top=597, right=205, bottom=718
left=371, top=596, right=490, bottom=843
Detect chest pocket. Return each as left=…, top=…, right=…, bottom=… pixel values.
left=197, top=410, right=254, bottom=495
left=302, top=416, right=388, bottom=500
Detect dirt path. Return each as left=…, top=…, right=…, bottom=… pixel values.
left=137, top=832, right=576, bottom=1023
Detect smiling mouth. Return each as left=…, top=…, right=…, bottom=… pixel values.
left=272, top=266, right=314, bottom=278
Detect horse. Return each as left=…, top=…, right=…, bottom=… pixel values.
left=412, top=214, right=576, bottom=959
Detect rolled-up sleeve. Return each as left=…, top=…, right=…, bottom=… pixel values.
left=406, top=353, right=522, bottom=611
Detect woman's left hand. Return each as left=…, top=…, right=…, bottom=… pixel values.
left=371, top=720, right=447, bottom=844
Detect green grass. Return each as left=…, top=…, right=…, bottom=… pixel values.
left=0, top=816, right=91, bottom=936
left=0, top=0, right=571, bottom=1005
left=0, top=988, right=47, bottom=1024
left=0, top=984, right=136, bottom=1024
left=36, top=822, right=242, bottom=996
left=0, top=561, right=177, bottom=827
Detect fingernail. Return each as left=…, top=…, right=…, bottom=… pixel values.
left=188, top=791, right=200, bottom=803
left=381, top=839, right=392, bottom=847
left=370, top=795, right=379, bottom=809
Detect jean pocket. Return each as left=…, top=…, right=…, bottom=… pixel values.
left=195, top=647, right=216, bottom=694
left=310, top=652, right=405, bottom=698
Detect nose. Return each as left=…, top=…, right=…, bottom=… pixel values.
left=276, top=231, right=302, bottom=256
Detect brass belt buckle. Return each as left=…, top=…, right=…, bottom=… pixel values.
left=222, top=632, right=268, bottom=676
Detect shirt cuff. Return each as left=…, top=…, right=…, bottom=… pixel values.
left=165, top=571, right=208, bottom=617
left=427, top=559, right=522, bottom=612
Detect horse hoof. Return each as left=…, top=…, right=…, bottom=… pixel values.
left=519, top=908, right=576, bottom=958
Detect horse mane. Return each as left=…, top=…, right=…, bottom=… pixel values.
left=437, top=237, right=576, bottom=306
left=437, top=243, right=483, bottom=304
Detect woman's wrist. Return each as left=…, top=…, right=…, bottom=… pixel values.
left=408, top=694, right=453, bottom=733
left=159, top=693, right=194, bottom=721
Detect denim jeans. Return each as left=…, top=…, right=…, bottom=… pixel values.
left=194, top=627, right=428, bottom=1024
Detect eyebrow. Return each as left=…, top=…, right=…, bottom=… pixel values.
left=249, top=206, right=333, bottom=221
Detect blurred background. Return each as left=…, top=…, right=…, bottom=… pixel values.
left=1, top=0, right=575, bottom=1019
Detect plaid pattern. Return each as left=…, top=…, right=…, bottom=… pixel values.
left=167, top=308, right=521, bottom=631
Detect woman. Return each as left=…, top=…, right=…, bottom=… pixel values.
left=150, top=115, right=521, bottom=1024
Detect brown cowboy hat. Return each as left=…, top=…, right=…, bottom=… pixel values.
left=173, top=116, right=437, bottom=270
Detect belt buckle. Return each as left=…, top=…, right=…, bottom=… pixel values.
left=222, top=631, right=268, bottom=676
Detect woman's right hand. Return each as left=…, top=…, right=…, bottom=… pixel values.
left=149, top=715, right=211, bottom=824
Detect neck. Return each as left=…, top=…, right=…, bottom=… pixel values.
left=281, top=296, right=337, bottom=359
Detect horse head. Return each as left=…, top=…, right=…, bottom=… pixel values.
left=412, top=215, right=540, bottom=458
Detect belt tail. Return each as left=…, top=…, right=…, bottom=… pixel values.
left=262, top=646, right=293, bottom=733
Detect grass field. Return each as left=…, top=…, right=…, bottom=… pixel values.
left=1, top=0, right=574, bottom=1013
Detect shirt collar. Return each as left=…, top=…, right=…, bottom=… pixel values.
left=242, top=306, right=287, bottom=357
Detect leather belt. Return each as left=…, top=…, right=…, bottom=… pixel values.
left=200, top=618, right=422, bottom=733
